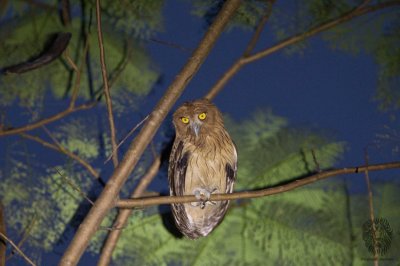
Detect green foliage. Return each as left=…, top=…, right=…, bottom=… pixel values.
left=100, top=0, right=164, bottom=38
left=55, top=118, right=101, bottom=160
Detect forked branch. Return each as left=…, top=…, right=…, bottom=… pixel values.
left=205, top=0, right=400, bottom=100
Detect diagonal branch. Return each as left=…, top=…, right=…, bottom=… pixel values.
left=243, top=0, right=276, bottom=56
left=59, top=1, right=242, bottom=264
left=96, top=0, right=119, bottom=168
left=0, top=201, right=5, bottom=266
left=5, top=214, right=37, bottom=262
left=19, top=133, right=100, bottom=179
left=98, top=155, right=161, bottom=266
left=205, top=0, right=400, bottom=100
left=0, top=102, right=96, bottom=137
left=116, top=161, right=400, bottom=208
left=206, top=0, right=275, bottom=100
left=0, top=232, right=36, bottom=266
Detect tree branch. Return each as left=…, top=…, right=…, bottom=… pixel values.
left=98, top=156, right=161, bottom=266
left=0, top=102, right=96, bottom=137
left=116, top=161, right=400, bottom=208
left=0, top=201, right=5, bottom=266
left=65, top=35, right=90, bottom=109
left=5, top=214, right=37, bottom=262
left=59, top=1, right=242, bottom=264
left=0, top=232, right=36, bottom=266
left=205, top=0, right=400, bottom=100
left=96, top=0, right=119, bottom=168
left=205, top=0, right=275, bottom=100
left=19, top=133, right=100, bottom=180
left=364, top=149, right=378, bottom=265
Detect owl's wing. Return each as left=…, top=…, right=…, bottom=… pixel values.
left=168, top=140, right=190, bottom=196
left=225, top=142, right=237, bottom=193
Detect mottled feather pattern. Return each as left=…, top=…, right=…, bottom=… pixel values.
left=168, top=99, right=237, bottom=239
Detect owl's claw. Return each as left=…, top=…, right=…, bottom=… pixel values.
left=192, top=188, right=217, bottom=209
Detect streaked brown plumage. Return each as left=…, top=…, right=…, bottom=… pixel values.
left=168, top=99, right=237, bottom=239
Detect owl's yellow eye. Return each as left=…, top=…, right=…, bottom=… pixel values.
left=198, top=112, right=207, bottom=120
left=181, top=117, right=189, bottom=124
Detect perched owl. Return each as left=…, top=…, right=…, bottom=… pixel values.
left=168, top=99, right=237, bottom=239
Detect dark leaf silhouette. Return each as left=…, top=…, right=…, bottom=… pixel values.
left=2, top=32, right=71, bottom=74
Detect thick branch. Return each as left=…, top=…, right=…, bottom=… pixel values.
left=116, top=161, right=400, bottom=208
left=96, top=0, right=119, bottom=167
left=19, top=133, right=100, bottom=179
left=59, top=1, right=242, bottom=265
left=0, top=102, right=96, bottom=137
left=98, top=156, right=161, bottom=266
left=205, top=0, right=400, bottom=100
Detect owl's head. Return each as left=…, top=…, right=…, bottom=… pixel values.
left=172, top=99, right=224, bottom=139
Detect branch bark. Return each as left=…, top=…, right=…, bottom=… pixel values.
left=59, top=1, right=242, bottom=264
left=116, top=161, right=400, bottom=208
left=0, top=232, right=36, bottom=266
left=98, top=156, right=161, bottom=266
left=205, top=0, right=400, bottom=100
left=96, top=0, right=119, bottom=168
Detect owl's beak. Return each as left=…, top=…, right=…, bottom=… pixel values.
left=190, top=121, right=201, bottom=138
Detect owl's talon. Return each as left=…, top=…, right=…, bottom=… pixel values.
left=194, top=188, right=211, bottom=201
left=193, top=188, right=218, bottom=208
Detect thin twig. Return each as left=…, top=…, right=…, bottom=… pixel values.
left=116, top=161, right=400, bottom=208
left=104, top=115, right=149, bottom=164
left=150, top=38, right=192, bottom=53
left=0, top=201, right=5, bottom=266
left=0, top=102, right=96, bottom=137
left=5, top=214, right=37, bottom=262
left=243, top=0, right=276, bottom=56
left=0, top=232, right=36, bottom=266
left=311, top=149, right=321, bottom=172
left=364, top=149, right=379, bottom=266
left=19, top=133, right=100, bottom=179
left=56, top=168, right=95, bottom=205
left=205, top=0, right=400, bottom=100
left=66, top=35, right=91, bottom=108
left=60, top=1, right=242, bottom=264
left=96, top=0, right=119, bottom=168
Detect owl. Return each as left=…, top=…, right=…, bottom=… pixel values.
left=168, top=99, right=237, bottom=239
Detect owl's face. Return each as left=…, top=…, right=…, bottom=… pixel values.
left=172, top=99, right=223, bottom=140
